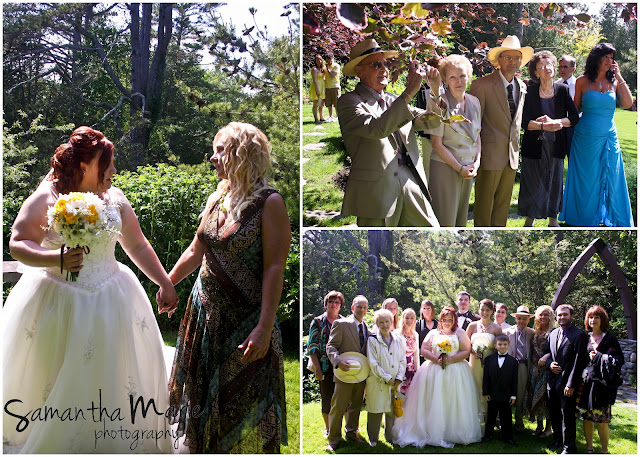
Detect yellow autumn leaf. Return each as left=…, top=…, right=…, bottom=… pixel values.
left=401, top=3, right=429, bottom=18
left=431, top=19, right=453, bottom=36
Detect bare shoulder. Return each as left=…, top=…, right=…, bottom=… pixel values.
left=574, top=75, right=589, bottom=88
left=262, top=191, right=289, bottom=222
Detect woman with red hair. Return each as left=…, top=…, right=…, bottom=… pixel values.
left=393, top=305, right=482, bottom=448
left=3, top=126, right=177, bottom=453
left=578, top=306, right=623, bottom=454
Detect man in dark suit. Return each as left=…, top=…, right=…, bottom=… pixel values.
left=325, top=295, right=370, bottom=451
left=482, top=334, right=518, bottom=446
left=544, top=304, right=589, bottom=454
left=456, top=291, right=479, bottom=330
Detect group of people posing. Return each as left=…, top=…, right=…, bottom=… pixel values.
left=310, top=52, right=342, bottom=123
left=333, top=37, right=634, bottom=227
left=307, top=291, right=624, bottom=453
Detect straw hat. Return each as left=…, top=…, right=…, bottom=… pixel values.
left=487, top=35, right=534, bottom=68
left=333, top=352, right=370, bottom=383
left=343, top=39, right=398, bottom=77
left=511, top=305, right=535, bottom=318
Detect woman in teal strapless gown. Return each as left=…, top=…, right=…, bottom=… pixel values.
left=560, top=43, right=634, bottom=227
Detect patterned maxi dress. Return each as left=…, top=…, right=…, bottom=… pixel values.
left=168, top=189, right=287, bottom=453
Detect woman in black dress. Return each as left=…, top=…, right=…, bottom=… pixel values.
left=579, top=306, right=623, bottom=454
left=518, top=51, right=579, bottom=227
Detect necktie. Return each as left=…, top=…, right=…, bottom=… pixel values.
left=507, top=84, right=516, bottom=119
left=359, top=323, right=365, bottom=349
left=516, top=330, right=524, bottom=361
left=563, top=79, right=569, bottom=85
left=557, top=329, right=564, bottom=351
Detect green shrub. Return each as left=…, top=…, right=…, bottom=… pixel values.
left=113, top=163, right=217, bottom=331
left=113, top=163, right=300, bottom=347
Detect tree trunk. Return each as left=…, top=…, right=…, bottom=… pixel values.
left=514, top=3, right=524, bottom=41
left=367, top=231, right=392, bottom=305
left=129, top=3, right=173, bottom=166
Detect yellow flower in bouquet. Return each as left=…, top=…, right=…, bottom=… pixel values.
left=46, top=192, right=116, bottom=281
left=435, top=338, right=452, bottom=354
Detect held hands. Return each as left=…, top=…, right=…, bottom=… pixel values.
left=62, top=246, right=84, bottom=273
left=156, top=285, right=179, bottom=317
left=337, top=360, right=351, bottom=371
left=238, top=324, right=271, bottom=364
left=538, top=358, right=547, bottom=367
left=611, top=61, right=622, bottom=80
left=564, top=386, right=574, bottom=397
left=509, top=397, right=516, bottom=406
left=536, top=115, right=563, bottom=132
left=315, top=368, right=325, bottom=381
left=438, top=353, right=448, bottom=368
left=550, top=361, right=563, bottom=374
left=460, top=165, right=477, bottom=179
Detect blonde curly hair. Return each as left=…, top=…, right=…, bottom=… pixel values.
left=210, top=122, right=274, bottom=219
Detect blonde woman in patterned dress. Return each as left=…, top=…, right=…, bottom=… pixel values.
left=166, top=122, right=291, bottom=453
left=394, top=308, right=420, bottom=395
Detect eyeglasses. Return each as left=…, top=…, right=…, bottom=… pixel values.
left=558, top=65, right=572, bottom=69
left=500, top=55, right=522, bottom=63
left=536, top=63, right=554, bottom=71
left=358, top=60, right=395, bottom=70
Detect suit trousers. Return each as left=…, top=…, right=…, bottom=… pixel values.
left=474, top=166, right=517, bottom=226
left=429, top=159, right=473, bottom=227
left=548, top=386, right=578, bottom=452
left=356, top=163, right=439, bottom=227
left=485, top=399, right=513, bottom=441
left=514, top=362, right=529, bottom=429
left=367, top=412, right=395, bottom=444
left=328, top=379, right=365, bottom=444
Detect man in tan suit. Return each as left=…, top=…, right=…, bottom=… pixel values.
left=504, top=305, right=535, bottom=432
left=325, top=295, right=370, bottom=450
left=469, top=36, right=533, bottom=226
left=338, top=39, right=440, bottom=227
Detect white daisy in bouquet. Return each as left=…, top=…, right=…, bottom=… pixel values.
left=471, top=332, right=495, bottom=366
left=45, top=192, right=117, bottom=281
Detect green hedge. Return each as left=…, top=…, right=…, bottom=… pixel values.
left=113, top=163, right=299, bottom=346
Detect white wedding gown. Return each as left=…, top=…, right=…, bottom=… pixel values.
left=2, top=203, right=172, bottom=453
left=392, top=330, right=482, bottom=448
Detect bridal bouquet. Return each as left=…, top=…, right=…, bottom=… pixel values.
left=434, top=335, right=453, bottom=370
left=471, top=333, right=495, bottom=367
left=46, top=192, right=113, bottom=281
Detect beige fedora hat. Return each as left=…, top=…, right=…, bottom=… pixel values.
left=487, top=35, right=534, bottom=68
left=343, top=38, right=398, bottom=77
left=511, top=305, right=535, bottom=318
left=333, top=351, right=370, bottom=383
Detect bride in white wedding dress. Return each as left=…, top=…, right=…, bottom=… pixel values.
left=392, top=305, right=482, bottom=449
left=2, top=127, right=177, bottom=453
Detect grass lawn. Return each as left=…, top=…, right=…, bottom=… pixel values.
left=302, top=400, right=637, bottom=454
left=302, top=102, right=637, bottom=227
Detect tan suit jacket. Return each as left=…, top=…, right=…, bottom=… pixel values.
left=505, top=325, right=535, bottom=364
left=326, top=314, right=370, bottom=371
left=337, top=83, right=433, bottom=219
left=468, top=70, right=526, bottom=171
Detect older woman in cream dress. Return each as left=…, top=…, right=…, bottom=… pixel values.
left=425, top=55, right=482, bottom=226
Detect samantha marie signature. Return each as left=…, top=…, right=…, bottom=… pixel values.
left=4, top=389, right=203, bottom=432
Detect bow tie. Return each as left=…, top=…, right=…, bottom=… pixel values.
left=457, top=312, right=468, bottom=317
left=498, top=353, right=507, bottom=358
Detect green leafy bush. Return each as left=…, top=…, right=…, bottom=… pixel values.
left=113, top=163, right=217, bottom=331
left=113, top=163, right=300, bottom=347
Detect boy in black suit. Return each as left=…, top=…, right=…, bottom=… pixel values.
left=482, top=334, right=518, bottom=447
